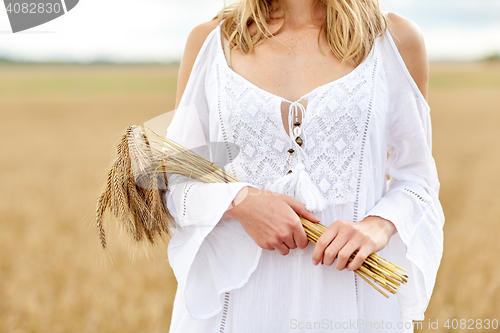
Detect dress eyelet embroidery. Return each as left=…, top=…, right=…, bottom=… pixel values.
left=352, top=58, right=378, bottom=222
left=403, top=187, right=438, bottom=219
left=182, top=183, right=196, bottom=219
left=219, top=291, right=230, bottom=333
left=216, top=63, right=238, bottom=178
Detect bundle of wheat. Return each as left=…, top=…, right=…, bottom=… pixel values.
left=95, top=126, right=172, bottom=249
left=96, top=125, right=408, bottom=297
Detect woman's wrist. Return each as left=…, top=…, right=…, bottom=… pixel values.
left=222, top=186, right=251, bottom=220
left=362, top=215, right=397, bottom=237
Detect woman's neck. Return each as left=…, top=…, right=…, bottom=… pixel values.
left=280, top=0, right=325, bottom=28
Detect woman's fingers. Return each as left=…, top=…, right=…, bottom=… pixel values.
left=334, top=241, right=360, bottom=271
left=275, top=194, right=312, bottom=250
left=283, top=195, right=320, bottom=223
left=347, top=248, right=371, bottom=271
left=279, top=231, right=298, bottom=250
left=274, top=242, right=290, bottom=256
left=293, top=227, right=309, bottom=249
left=312, top=223, right=338, bottom=265
left=311, top=220, right=369, bottom=270
left=322, top=233, right=350, bottom=267
left=311, top=219, right=389, bottom=271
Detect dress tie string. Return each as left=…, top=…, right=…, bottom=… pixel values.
left=288, top=100, right=306, bottom=143
left=269, top=98, right=327, bottom=212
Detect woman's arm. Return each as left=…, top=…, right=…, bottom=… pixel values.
left=312, top=13, right=430, bottom=271
left=175, top=19, right=219, bottom=108
left=387, top=12, right=429, bottom=100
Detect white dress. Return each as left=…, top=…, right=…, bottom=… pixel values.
left=164, top=23, right=444, bottom=333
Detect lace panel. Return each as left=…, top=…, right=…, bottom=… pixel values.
left=217, top=63, right=291, bottom=189
left=305, top=58, right=377, bottom=205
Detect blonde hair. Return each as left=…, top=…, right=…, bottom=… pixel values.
left=217, top=0, right=386, bottom=66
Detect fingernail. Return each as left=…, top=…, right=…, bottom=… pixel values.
left=312, top=259, right=318, bottom=265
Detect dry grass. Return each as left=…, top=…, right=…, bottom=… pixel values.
left=425, top=62, right=500, bottom=329
left=0, top=61, right=498, bottom=332
left=0, top=65, right=179, bottom=333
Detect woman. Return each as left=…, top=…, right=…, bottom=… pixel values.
left=165, top=0, right=444, bottom=332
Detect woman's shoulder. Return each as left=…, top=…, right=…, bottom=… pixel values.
left=186, top=19, right=220, bottom=53
left=385, top=12, right=429, bottom=99
left=176, top=19, right=220, bottom=107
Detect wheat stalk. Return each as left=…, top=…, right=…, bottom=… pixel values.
left=96, top=126, right=408, bottom=297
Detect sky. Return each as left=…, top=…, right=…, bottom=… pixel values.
left=0, top=0, right=499, bottom=62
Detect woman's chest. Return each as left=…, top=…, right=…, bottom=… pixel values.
left=230, top=38, right=357, bottom=103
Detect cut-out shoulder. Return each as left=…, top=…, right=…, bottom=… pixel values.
left=387, top=12, right=429, bottom=100
left=175, top=19, right=219, bottom=108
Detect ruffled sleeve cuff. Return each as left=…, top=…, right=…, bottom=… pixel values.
left=166, top=181, right=262, bottom=320
left=363, top=179, right=444, bottom=320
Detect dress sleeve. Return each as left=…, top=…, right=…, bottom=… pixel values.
left=363, top=31, right=445, bottom=320
left=164, top=25, right=262, bottom=320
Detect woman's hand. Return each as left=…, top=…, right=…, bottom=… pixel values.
left=312, top=216, right=397, bottom=271
left=222, top=187, right=320, bottom=256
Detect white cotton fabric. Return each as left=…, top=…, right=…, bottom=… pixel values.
left=165, top=23, right=444, bottom=333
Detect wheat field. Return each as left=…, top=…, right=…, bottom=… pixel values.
left=0, top=62, right=499, bottom=332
